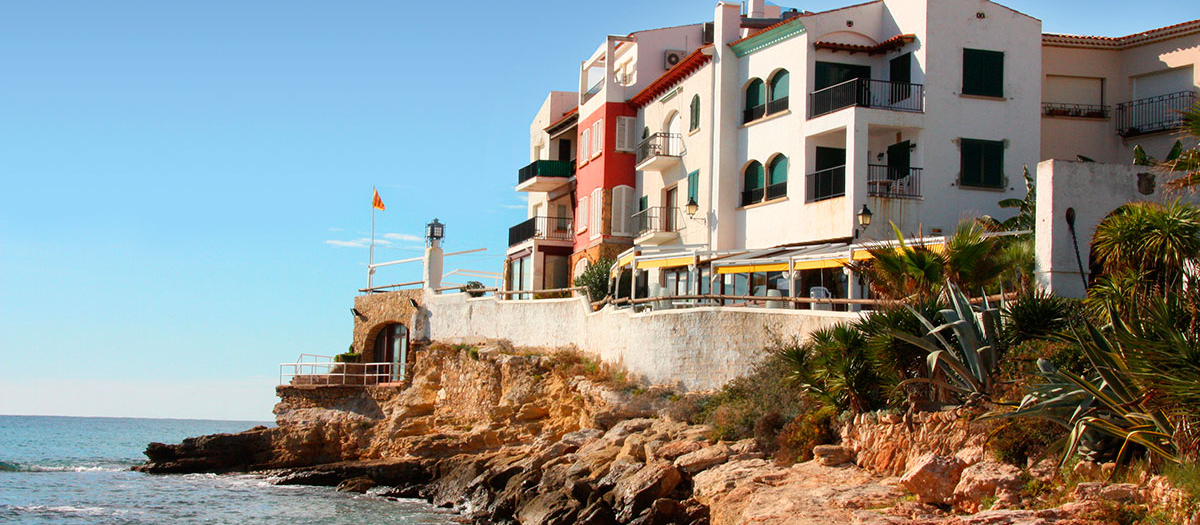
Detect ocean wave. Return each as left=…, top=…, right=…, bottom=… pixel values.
left=2, top=504, right=120, bottom=516
left=0, top=460, right=128, bottom=473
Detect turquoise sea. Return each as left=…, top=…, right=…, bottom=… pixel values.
left=0, top=416, right=458, bottom=524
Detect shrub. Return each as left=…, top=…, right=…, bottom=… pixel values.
left=989, top=418, right=1065, bottom=466
left=776, top=405, right=838, bottom=464
left=546, top=349, right=636, bottom=390
left=1002, top=288, right=1081, bottom=346
left=574, top=257, right=616, bottom=301
left=700, top=350, right=810, bottom=441
left=776, top=324, right=889, bottom=414
left=464, top=280, right=486, bottom=297
left=334, top=352, right=360, bottom=363
left=754, top=412, right=786, bottom=455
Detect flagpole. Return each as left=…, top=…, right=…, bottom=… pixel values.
left=369, top=190, right=376, bottom=290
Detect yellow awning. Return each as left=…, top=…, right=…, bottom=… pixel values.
left=792, top=258, right=847, bottom=270
left=637, top=256, right=695, bottom=270
left=716, top=262, right=790, bottom=274
left=617, top=252, right=636, bottom=267
left=851, top=242, right=946, bottom=261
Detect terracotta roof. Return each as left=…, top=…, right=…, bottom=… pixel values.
left=628, top=45, right=714, bottom=108
left=727, top=0, right=883, bottom=48
left=1044, top=18, right=1200, bottom=49
left=813, top=33, right=916, bottom=55
left=544, top=107, right=578, bottom=134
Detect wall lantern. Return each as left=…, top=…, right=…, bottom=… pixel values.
left=350, top=308, right=368, bottom=321
left=857, top=204, right=873, bottom=228
left=425, top=218, right=445, bottom=245
left=685, top=197, right=700, bottom=217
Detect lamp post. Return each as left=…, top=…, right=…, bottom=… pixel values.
left=425, top=218, right=445, bottom=247
left=685, top=197, right=705, bottom=224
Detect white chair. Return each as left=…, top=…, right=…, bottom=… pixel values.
left=810, top=286, right=833, bottom=311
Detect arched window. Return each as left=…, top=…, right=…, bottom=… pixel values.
left=769, top=70, right=789, bottom=112
left=767, top=155, right=788, bottom=199
left=742, top=161, right=764, bottom=206
left=689, top=95, right=701, bottom=131
left=744, top=79, right=766, bottom=123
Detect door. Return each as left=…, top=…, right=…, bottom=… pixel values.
left=665, top=112, right=682, bottom=155
left=815, top=147, right=846, bottom=171
left=889, top=53, right=912, bottom=105
left=664, top=187, right=679, bottom=232
left=815, top=62, right=872, bottom=90
left=558, top=139, right=572, bottom=162
left=372, top=324, right=408, bottom=383
left=886, top=141, right=911, bottom=180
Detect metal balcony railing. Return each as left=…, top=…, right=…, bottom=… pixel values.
left=867, top=165, right=922, bottom=199
left=806, top=166, right=846, bottom=202
left=632, top=206, right=683, bottom=237
left=517, top=160, right=574, bottom=185
left=508, top=216, right=574, bottom=246
left=582, top=79, right=604, bottom=104
left=809, top=79, right=924, bottom=118
left=742, top=96, right=791, bottom=124
left=1042, top=102, right=1110, bottom=119
left=741, top=182, right=787, bottom=206
left=280, top=355, right=403, bottom=386
left=635, top=133, right=685, bottom=165
left=1116, top=90, right=1196, bottom=137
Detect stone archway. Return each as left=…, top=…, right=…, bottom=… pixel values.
left=370, top=323, right=409, bottom=383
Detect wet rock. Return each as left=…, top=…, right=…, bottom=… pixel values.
left=813, top=444, right=855, bottom=466
left=899, top=453, right=966, bottom=505
left=516, top=489, right=582, bottom=525
left=336, top=476, right=376, bottom=493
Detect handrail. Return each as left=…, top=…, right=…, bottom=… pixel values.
left=809, top=78, right=924, bottom=118
left=359, top=280, right=424, bottom=294
left=867, top=165, right=922, bottom=199
left=1116, top=90, right=1196, bottom=137
left=1042, top=102, right=1110, bottom=119
left=805, top=165, right=846, bottom=202
left=609, top=292, right=1016, bottom=307
left=509, top=216, right=574, bottom=246
left=279, top=361, right=402, bottom=386
left=635, top=132, right=685, bottom=165
left=631, top=206, right=684, bottom=236
left=497, top=286, right=586, bottom=297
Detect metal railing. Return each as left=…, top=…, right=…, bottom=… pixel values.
left=635, top=133, right=685, bottom=165
left=632, top=206, right=683, bottom=236
left=1116, top=90, right=1196, bottom=137
left=742, top=182, right=787, bottom=206
left=279, top=355, right=401, bottom=386
left=1042, top=102, right=1110, bottom=119
left=767, top=96, right=789, bottom=115
left=743, top=103, right=766, bottom=124
left=867, top=165, right=922, bottom=199
left=806, top=165, right=846, bottom=202
left=508, top=216, right=574, bottom=246
left=741, top=187, right=764, bottom=206
left=809, top=79, right=924, bottom=118
left=517, top=159, right=574, bottom=185
left=765, top=181, right=787, bottom=201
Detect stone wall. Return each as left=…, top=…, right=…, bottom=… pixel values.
left=351, top=289, right=423, bottom=354
left=838, top=410, right=988, bottom=477
left=421, top=291, right=855, bottom=390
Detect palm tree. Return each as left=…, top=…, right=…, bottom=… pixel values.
left=1164, top=101, right=1200, bottom=189
left=1090, top=200, right=1200, bottom=290
left=777, top=323, right=887, bottom=414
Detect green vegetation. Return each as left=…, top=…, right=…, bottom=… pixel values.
left=574, top=257, right=615, bottom=302
left=334, top=352, right=360, bottom=363
left=463, top=280, right=486, bottom=297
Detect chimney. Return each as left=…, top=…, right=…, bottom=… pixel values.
left=748, top=0, right=766, bottom=18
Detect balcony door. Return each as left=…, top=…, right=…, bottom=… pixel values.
left=886, top=141, right=911, bottom=180
left=665, top=112, right=682, bottom=155
left=815, top=62, right=871, bottom=90
left=889, top=53, right=912, bottom=105
left=372, top=323, right=408, bottom=383
left=664, top=187, right=678, bottom=232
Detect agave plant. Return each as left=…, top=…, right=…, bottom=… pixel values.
left=989, top=316, right=1179, bottom=467
left=893, top=283, right=1004, bottom=405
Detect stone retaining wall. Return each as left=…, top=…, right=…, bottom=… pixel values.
left=839, top=410, right=988, bottom=477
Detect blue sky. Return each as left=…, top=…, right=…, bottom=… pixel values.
left=0, top=0, right=1192, bottom=421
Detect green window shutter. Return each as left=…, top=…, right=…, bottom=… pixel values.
left=769, top=156, right=788, bottom=184
left=961, top=139, right=982, bottom=187
left=744, top=162, right=764, bottom=190
left=689, top=96, right=700, bottom=131
left=982, top=141, right=1004, bottom=187
left=638, top=196, right=648, bottom=211
left=687, top=171, right=699, bottom=202
left=770, top=70, right=789, bottom=100
left=745, top=79, right=765, bottom=110
left=960, top=139, right=1004, bottom=188
left=963, top=49, right=1004, bottom=97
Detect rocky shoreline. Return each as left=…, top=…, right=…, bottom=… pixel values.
left=137, top=341, right=1196, bottom=524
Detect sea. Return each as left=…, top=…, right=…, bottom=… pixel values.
left=0, top=415, right=460, bottom=524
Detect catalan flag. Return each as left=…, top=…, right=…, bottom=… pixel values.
left=372, top=188, right=385, bottom=211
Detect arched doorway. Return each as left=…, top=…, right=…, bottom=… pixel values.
left=372, top=323, right=409, bottom=383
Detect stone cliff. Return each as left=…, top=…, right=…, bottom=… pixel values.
left=138, top=341, right=1198, bottom=525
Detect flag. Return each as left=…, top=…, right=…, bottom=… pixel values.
left=372, top=188, right=385, bottom=211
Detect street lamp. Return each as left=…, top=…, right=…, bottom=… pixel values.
left=685, top=197, right=699, bottom=217
left=855, top=204, right=873, bottom=238
left=425, top=218, right=445, bottom=246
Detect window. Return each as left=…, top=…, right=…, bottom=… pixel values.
left=580, top=128, right=590, bottom=159
left=744, top=79, right=766, bottom=123
left=808, top=147, right=846, bottom=202
left=687, top=170, right=699, bottom=205
left=611, top=185, right=634, bottom=236
left=615, top=116, right=636, bottom=152
left=689, top=95, right=701, bottom=131
left=591, top=120, right=603, bottom=157
left=577, top=196, right=588, bottom=233
left=960, top=139, right=1005, bottom=188
left=639, top=195, right=648, bottom=211
left=963, top=49, right=1004, bottom=98
left=741, top=161, right=764, bottom=206
left=767, top=155, right=787, bottom=199
left=590, top=187, right=603, bottom=239
left=768, top=70, right=789, bottom=113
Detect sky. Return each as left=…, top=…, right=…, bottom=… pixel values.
left=0, top=0, right=1193, bottom=422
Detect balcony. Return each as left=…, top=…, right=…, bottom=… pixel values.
left=1042, top=102, right=1110, bottom=119
left=508, top=216, right=574, bottom=247
left=806, top=166, right=846, bottom=203
left=867, top=165, right=922, bottom=199
left=635, top=133, right=685, bottom=172
left=632, top=206, right=683, bottom=245
left=743, top=97, right=790, bottom=124
left=809, top=79, right=924, bottom=119
left=516, top=160, right=575, bottom=192
left=1116, top=90, right=1196, bottom=137
left=582, top=79, right=604, bottom=104
left=741, top=182, right=787, bottom=207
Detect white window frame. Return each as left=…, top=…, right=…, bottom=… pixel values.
left=591, top=120, right=603, bottom=158
left=590, top=187, right=603, bottom=240
left=611, top=185, right=634, bottom=236
left=615, top=116, right=637, bottom=153
left=577, top=196, right=589, bottom=234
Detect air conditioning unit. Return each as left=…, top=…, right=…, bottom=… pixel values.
left=664, top=49, right=686, bottom=70
left=701, top=22, right=715, bottom=45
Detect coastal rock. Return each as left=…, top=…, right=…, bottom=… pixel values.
left=654, top=440, right=703, bottom=462
left=1072, top=482, right=1144, bottom=503
left=673, top=443, right=731, bottom=475
left=953, top=461, right=1025, bottom=513
left=899, top=454, right=966, bottom=505
left=613, top=462, right=682, bottom=522
left=336, top=476, right=376, bottom=493
left=813, top=444, right=855, bottom=466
